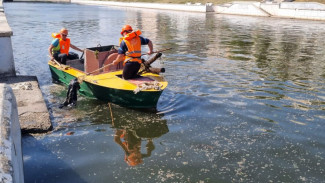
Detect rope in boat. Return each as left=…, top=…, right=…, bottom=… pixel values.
left=133, top=81, right=162, bottom=94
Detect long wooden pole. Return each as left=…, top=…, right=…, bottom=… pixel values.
left=141, top=47, right=172, bottom=56
left=108, top=103, right=114, bottom=126
left=48, top=55, right=70, bottom=70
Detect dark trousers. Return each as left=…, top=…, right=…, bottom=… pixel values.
left=53, top=52, right=79, bottom=65
left=123, top=62, right=141, bottom=80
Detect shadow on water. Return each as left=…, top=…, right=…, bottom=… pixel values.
left=23, top=97, right=170, bottom=182
left=23, top=135, right=87, bottom=183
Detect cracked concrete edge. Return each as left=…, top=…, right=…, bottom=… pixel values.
left=0, top=76, right=53, bottom=134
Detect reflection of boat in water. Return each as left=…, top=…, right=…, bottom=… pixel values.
left=49, top=45, right=168, bottom=108
left=111, top=112, right=169, bottom=166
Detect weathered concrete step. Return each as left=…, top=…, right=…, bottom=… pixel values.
left=0, top=76, right=52, bottom=134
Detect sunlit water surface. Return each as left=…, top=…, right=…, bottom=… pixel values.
left=4, top=2, right=325, bottom=183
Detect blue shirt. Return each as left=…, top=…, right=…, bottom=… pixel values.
left=118, top=36, right=150, bottom=54
left=51, top=38, right=59, bottom=47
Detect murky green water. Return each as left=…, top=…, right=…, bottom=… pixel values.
left=4, top=2, right=325, bottom=183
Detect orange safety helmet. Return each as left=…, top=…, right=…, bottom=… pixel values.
left=60, top=28, right=68, bottom=35
left=120, top=25, right=133, bottom=35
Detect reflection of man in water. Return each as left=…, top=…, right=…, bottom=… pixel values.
left=114, top=129, right=155, bottom=166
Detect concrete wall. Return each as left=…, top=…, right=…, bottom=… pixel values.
left=280, top=2, right=325, bottom=10
left=0, top=84, right=24, bottom=183
left=214, top=1, right=271, bottom=16
left=213, top=1, right=325, bottom=21
left=0, top=0, right=15, bottom=77
left=12, top=0, right=70, bottom=2
left=72, top=0, right=213, bottom=12
left=72, top=0, right=325, bottom=21
left=261, top=2, right=325, bottom=20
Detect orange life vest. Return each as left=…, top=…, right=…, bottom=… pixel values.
left=51, top=33, right=61, bottom=39
left=121, top=30, right=142, bottom=65
left=59, top=38, right=70, bottom=55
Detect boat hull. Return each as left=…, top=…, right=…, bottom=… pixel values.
left=49, top=64, right=165, bottom=108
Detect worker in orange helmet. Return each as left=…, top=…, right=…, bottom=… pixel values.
left=48, top=28, right=84, bottom=65
left=113, top=25, right=153, bottom=79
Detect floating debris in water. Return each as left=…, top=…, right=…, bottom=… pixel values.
left=66, top=131, right=75, bottom=135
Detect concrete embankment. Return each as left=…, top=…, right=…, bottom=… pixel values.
left=0, top=0, right=52, bottom=134
left=0, top=2, right=24, bottom=183
left=71, top=0, right=213, bottom=12
left=4, top=0, right=70, bottom=2
left=0, top=1, right=52, bottom=182
left=0, top=0, right=15, bottom=77
left=260, top=2, right=325, bottom=20
left=72, top=0, right=325, bottom=21
left=215, top=1, right=325, bottom=20
left=0, top=84, right=24, bottom=183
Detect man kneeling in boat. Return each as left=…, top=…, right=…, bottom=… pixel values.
left=112, top=25, right=154, bottom=80
left=48, top=28, right=84, bottom=65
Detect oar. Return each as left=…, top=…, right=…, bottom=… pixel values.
left=108, top=103, right=114, bottom=126
left=48, top=55, right=61, bottom=66
left=80, top=51, right=84, bottom=60
left=141, top=47, right=172, bottom=56
left=143, top=52, right=163, bottom=67
left=48, top=55, right=69, bottom=70
left=138, top=49, right=170, bottom=75
left=77, top=63, right=114, bottom=83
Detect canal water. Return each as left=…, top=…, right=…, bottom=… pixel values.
left=4, top=2, right=325, bottom=183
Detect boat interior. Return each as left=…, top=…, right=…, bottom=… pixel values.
left=64, top=45, right=157, bottom=85
left=66, top=45, right=123, bottom=74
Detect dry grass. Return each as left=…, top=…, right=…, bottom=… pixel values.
left=99, top=0, right=325, bottom=5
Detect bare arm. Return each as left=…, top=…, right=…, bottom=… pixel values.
left=70, top=43, right=83, bottom=52
left=147, top=40, right=153, bottom=55
left=48, top=45, right=55, bottom=60
left=112, top=54, right=125, bottom=65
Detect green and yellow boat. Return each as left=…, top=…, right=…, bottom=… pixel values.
left=49, top=45, right=168, bottom=108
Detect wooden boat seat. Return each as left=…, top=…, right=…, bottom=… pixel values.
left=66, top=59, right=84, bottom=71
